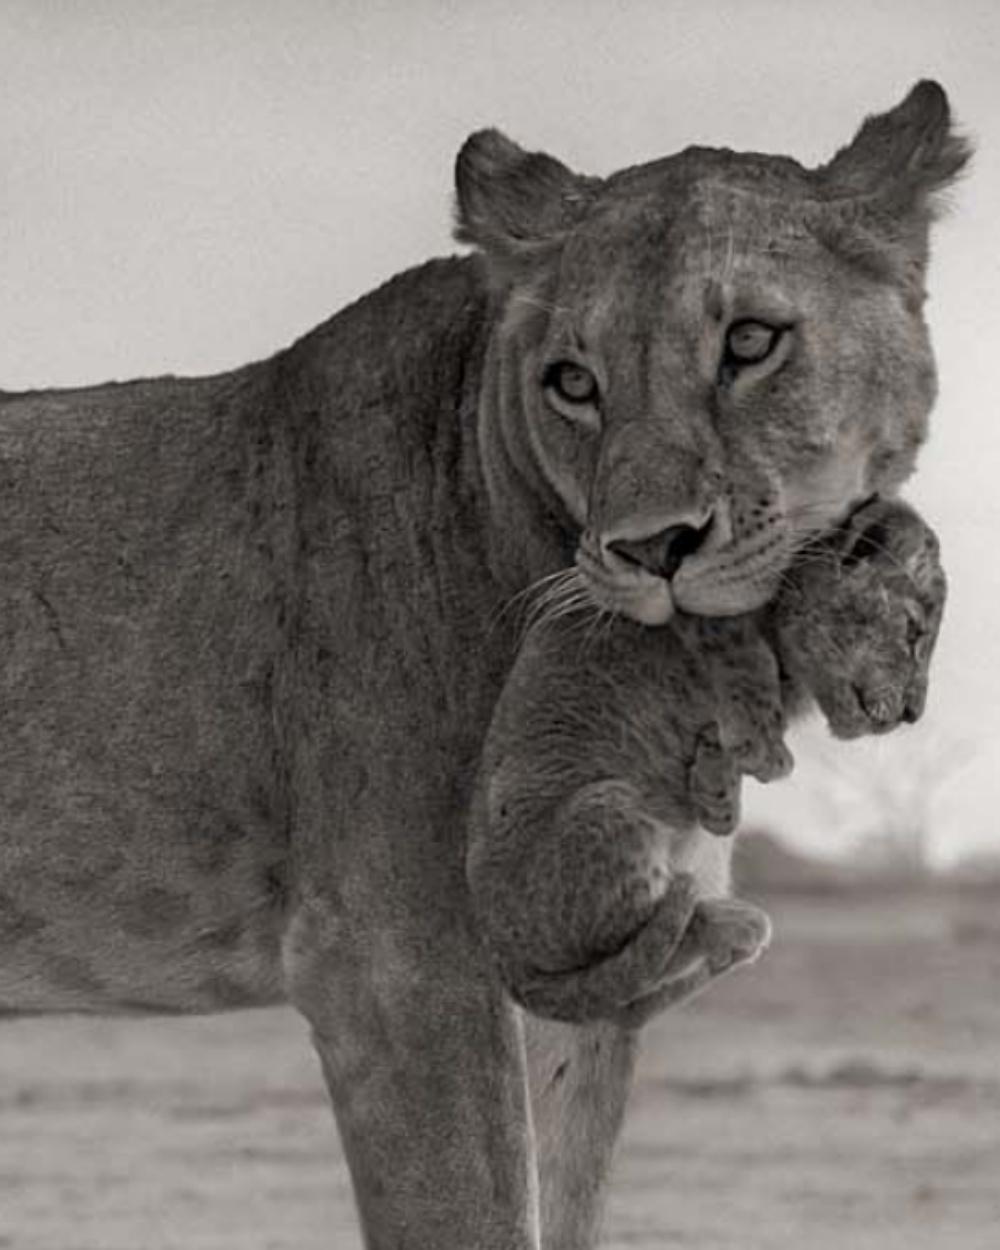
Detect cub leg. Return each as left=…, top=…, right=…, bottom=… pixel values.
left=525, top=1016, right=638, bottom=1250
left=615, top=896, right=772, bottom=1029
left=689, top=725, right=742, bottom=835
left=692, top=615, right=793, bottom=788
left=470, top=777, right=702, bottom=1023
left=284, top=894, right=541, bottom=1250
left=473, top=780, right=771, bottom=1026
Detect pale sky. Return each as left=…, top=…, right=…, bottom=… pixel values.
left=2, top=0, right=998, bottom=865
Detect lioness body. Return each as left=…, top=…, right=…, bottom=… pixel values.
left=0, top=365, right=291, bottom=1011
left=0, top=260, right=513, bottom=1017
left=0, top=82, right=966, bottom=1250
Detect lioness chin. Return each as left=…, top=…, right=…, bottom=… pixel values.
left=0, top=80, right=966, bottom=1250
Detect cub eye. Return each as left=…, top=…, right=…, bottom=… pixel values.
left=543, top=361, right=599, bottom=406
left=725, top=320, right=779, bottom=365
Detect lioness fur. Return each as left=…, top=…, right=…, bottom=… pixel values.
left=0, top=81, right=967, bottom=1250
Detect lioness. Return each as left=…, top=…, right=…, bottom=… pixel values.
left=0, top=80, right=966, bottom=1248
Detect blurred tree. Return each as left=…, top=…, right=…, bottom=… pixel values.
left=801, top=723, right=978, bottom=878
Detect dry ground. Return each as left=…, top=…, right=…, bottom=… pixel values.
left=1, top=887, right=999, bottom=1250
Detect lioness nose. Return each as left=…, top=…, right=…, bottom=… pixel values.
left=607, top=516, right=714, bottom=580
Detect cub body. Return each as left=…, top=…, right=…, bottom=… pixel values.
left=468, top=499, right=946, bottom=1028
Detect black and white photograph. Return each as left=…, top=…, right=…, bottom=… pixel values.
left=1, top=2, right=998, bottom=1247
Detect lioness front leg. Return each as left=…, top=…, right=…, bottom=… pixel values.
left=525, top=1017, right=638, bottom=1250
left=284, top=892, right=541, bottom=1250
left=520, top=888, right=770, bottom=1250
left=519, top=892, right=767, bottom=1250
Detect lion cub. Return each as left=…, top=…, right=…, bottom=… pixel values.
left=467, top=498, right=944, bottom=1028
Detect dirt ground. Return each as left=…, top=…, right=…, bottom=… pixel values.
left=1, top=887, right=999, bottom=1250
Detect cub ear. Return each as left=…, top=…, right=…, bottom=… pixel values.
left=820, top=80, right=972, bottom=216
left=454, top=129, right=597, bottom=262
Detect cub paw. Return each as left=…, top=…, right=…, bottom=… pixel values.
left=688, top=897, right=772, bottom=973
left=689, top=726, right=741, bottom=836
left=510, top=871, right=701, bottom=1024
left=614, top=895, right=773, bottom=1027
left=695, top=618, right=792, bottom=784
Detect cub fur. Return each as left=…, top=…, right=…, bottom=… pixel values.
left=467, top=497, right=946, bottom=1026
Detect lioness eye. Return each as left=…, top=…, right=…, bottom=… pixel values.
left=725, top=320, right=778, bottom=365
left=544, top=361, right=598, bottom=405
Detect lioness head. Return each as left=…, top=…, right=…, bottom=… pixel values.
left=457, top=81, right=969, bottom=625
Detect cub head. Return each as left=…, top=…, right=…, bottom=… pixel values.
left=457, top=81, right=970, bottom=624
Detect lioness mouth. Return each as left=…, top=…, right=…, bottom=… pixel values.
left=575, top=543, right=675, bottom=626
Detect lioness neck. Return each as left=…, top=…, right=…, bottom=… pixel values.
left=277, top=252, right=575, bottom=670
left=275, top=254, right=577, bottom=868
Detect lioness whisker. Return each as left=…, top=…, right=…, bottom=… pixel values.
left=790, top=524, right=920, bottom=591
left=525, top=573, right=588, bottom=620
left=529, top=589, right=592, bottom=630
left=492, top=567, right=579, bottom=635
left=510, top=293, right=573, bottom=317
left=523, top=574, right=596, bottom=639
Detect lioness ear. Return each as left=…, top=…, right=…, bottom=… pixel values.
left=815, top=81, right=972, bottom=302
left=454, top=129, right=596, bottom=262
left=820, top=80, right=972, bottom=216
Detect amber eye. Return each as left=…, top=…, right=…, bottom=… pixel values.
left=543, top=361, right=599, bottom=405
left=725, top=320, right=779, bottom=365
